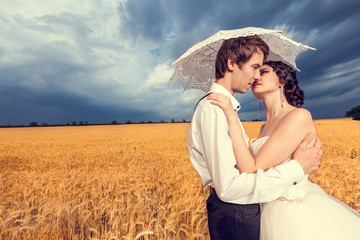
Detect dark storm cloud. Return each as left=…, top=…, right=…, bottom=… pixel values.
left=0, top=46, right=159, bottom=125
left=0, top=85, right=155, bottom=125
left=285, top=1, right=360, bottom=30
left=158, top=0, right=360, bottom=120
left=117, top=0, right=168, bottom=43
left=274, top=1, right=360, bottom=117
left=1, top=0, right=359, bottom=125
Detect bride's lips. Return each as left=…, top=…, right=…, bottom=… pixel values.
left=252, top=81, right=262, bottom=87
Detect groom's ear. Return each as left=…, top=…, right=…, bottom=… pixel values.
left=227, top=57, right=236, bottom=72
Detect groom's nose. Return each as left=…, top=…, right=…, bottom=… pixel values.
left=254, top=69, right=260, bottom=80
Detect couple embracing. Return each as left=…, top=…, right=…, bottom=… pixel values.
left=187, top=35, right=360, bottom=239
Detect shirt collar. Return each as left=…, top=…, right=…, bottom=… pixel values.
left=209, top=83, right=241, bottom=112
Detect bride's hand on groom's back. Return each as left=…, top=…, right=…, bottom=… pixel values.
left=292, top=132, right=323, bottom=174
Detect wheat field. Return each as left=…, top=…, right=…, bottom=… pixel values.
left=0, top=118, right=359, bottom=239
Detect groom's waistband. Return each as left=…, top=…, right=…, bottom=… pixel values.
left=209, top=187, right=260, bottom=206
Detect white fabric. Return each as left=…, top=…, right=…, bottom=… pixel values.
left=249, top=137, right=360, bottom=240
left=169, top=27, right=315, bottom=92
left=188, top=83, right=305, bottom=204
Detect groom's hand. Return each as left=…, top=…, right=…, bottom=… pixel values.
left=292, top=132, right=323, bottom=174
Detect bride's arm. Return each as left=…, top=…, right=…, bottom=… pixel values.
left=207, top=93, right=316, bottom=173
left=207, top=93, right=257, bottom=172
left=255, top=109, right=316, bottom=169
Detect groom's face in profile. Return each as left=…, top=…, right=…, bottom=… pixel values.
left=230, top=50, right=264, bottom=94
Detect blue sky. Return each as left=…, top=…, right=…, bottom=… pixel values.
left=1, top=0, right=360, bottom=125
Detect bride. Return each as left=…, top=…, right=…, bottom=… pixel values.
left=207, top=61, right=360, bottom=239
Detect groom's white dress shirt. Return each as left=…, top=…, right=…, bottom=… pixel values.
left=188, top=83, right=305, bottom=204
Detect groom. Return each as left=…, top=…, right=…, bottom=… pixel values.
left=188, top=35, right=323, bottom=240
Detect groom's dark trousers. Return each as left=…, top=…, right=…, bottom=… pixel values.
left=207, top=187, right=261, bottom=240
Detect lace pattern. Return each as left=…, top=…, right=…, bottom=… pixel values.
left=169, top=27, right=315, bottom=92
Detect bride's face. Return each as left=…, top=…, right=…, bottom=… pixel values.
left=251, top=64, right=281, bottom=99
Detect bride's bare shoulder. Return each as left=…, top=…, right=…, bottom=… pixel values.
left=284, top=108, right=314, bottom=127
left=288, top=108, right=312, bottom=119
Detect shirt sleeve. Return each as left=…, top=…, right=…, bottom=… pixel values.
left=200, top=102, right=305, bottom=204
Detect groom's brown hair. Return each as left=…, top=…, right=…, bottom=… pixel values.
left=215, top=35, right=269, bottom=79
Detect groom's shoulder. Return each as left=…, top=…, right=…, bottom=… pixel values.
left=197, top=97, right=222, bottom=112
left=194, top=98, right=225, bottom=122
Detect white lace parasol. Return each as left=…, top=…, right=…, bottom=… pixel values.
left=168, top=27, right=315, bottom=92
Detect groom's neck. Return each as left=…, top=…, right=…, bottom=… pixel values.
left=215, top=78, right=235, bottom=95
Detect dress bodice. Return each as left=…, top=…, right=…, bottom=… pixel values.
left=250, top=136, right=308, bottom=202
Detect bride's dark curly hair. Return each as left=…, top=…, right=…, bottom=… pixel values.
left=264, top=61, right=304, bottom=107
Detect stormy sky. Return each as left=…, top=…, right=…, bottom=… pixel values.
left=1, top=0, right=360, bottom=125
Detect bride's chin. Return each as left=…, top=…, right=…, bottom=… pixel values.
left=253, top=96, right=263, bottom=101
left=251, top=91, right=263, bottom=99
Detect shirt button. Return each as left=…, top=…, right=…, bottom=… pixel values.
left=293, top=182, right=297, bottom=185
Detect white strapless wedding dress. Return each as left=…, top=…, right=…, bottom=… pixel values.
left=250, top=136, right=360, bottom=240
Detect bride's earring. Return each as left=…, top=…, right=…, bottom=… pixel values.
left=280, top=85, right=284, bottom=108
left=259, top=100, right=262, bottom=115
